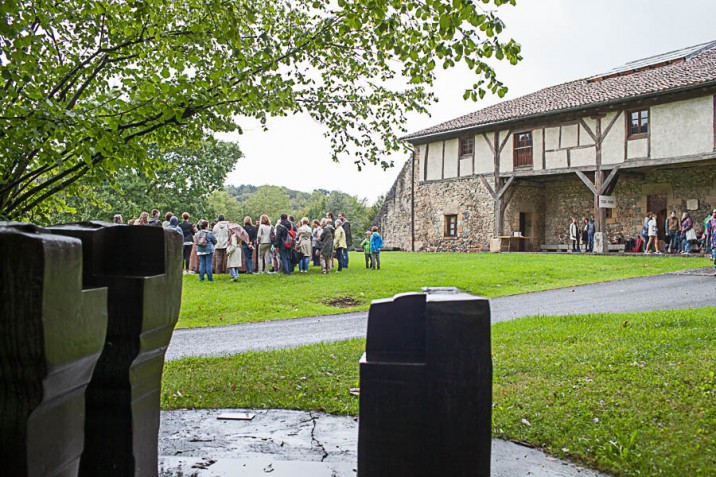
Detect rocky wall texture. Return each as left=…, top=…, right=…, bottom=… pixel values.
left=412, top=175, right=495, bottom=252
left=373, top=158, right=413, bottom=250
left=543, top=177, right=597, bottom=244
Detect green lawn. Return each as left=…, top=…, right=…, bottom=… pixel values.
left=162, top=307, right=716, bottom=476
left=178, top=251, right=706, bottom=328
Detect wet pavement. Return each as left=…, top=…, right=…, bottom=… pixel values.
left=159, top=409, right=609, bottom=477
left=166, top=268, right=716, bottom=361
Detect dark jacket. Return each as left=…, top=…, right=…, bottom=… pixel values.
left=273, top=220, right=291, bottom=248
left=320, top=224, right=335, bottom=256
left=179, top=221, right=194, bottom=242
left=343, top=220, right=352, bottom=247
left=243, top=224, right=257, bottom=244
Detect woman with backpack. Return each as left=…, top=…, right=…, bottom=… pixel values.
left=296, top=217, right=313, bottom=273
left=195, top=220, right=217, bottom=282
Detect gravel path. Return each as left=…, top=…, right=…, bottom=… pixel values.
left=166, top=268, right=716, bottom=361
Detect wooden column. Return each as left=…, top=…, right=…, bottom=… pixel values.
left=594, top=117, right=605, bottom=233
left=493, top=132, right=502, bottom=236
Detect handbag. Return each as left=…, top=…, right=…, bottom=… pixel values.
left=686, top=228, right=697, bottom=241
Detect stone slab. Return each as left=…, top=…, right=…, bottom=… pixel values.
left=159, top=409, right=610, bottom=477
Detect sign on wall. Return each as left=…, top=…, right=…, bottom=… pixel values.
left=598, top=195, right=617, bottom=208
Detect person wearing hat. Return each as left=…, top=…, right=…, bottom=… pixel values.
left=705, top=209, right=716, bottom=274
left=113, top=214, right=123, bottom=224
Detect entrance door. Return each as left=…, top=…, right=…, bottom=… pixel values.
left=647, top=195, right=667, bottom=241
left=519, top=212, right=532, bottom=251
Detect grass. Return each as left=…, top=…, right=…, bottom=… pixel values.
left=162, top=307, right=716, bottom=476
left=178, top=251, right=706, bottom=328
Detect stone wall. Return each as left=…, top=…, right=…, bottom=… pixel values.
left=374, top=158, right=413, bottom=250
left=412, top=175, right=495, bottom=252
left=503, top=182, right=547, bottom=252
left=543, top=177, right=597, bottom=244
left=374, top=148, right=495, bottom=252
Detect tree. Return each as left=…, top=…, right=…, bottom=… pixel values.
left=47, top=139, right=241, bottom=224
left=0, top=0, right=521, bottom=220
left=206, top=190, right=242, bottom=223
left=240, top=185, right=291, bottom=222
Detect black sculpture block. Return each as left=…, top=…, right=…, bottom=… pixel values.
left=47, top=222, right=183, bottom=477
left=0, top=223, right=108, bottom=477
left=358, top=288, right=492, bottom=477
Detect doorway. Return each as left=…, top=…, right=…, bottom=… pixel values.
left=647, top=195, right=667, bottom=241
left=519, top=212, right=532, bottom=251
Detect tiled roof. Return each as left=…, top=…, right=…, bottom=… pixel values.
left=404, top=41, right=716, bottom=142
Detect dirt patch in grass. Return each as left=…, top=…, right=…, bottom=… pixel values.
left=323, top=296, right=362, bottom=308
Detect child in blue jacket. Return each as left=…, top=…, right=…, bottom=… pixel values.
left=370, top=226, right=383, bottom=270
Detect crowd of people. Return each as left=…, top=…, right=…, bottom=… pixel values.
left=112, top=210, right=384, bottom=282
left=568, top=216, right=596, bottom=252
left=630, top=209, right=716, bottom=258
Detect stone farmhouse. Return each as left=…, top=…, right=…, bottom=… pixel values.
left=375, top=41, right=716, bottom=252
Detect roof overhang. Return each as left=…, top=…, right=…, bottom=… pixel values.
left=403, top=80, right=716, bottom=145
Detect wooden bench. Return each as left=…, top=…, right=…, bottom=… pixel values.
left=540, top=243, right=626, bottom=252
left=540, top=244, right=569, bottom=252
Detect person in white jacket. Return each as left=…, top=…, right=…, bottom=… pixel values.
left=226, top=228, right=243, bottom=281
left=212, top=214, right=230, bottom=273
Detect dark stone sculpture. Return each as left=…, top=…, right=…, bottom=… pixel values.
left=358, top=288, right=492, bottom=477
left=0, top=223, right=108, bottom=477
left=46, top=222, right=183, bottom=476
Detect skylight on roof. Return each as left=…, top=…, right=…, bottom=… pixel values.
left=588, top=40, right=716, bottom=82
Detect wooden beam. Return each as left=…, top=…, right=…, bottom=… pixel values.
left=574, top=169, right=598, bottom=195
left=496, top=175, right=515, bottom=200
left=578, top=118, right=598, bottom=143
left=482, top=132, right=496, bottom=155
left=603, top=173, right=620, bottom=196
left=479, top=175, right=496, bottom=199
left=598, top=165, right=621, bottom=195
left=502, top=185, right=517, bottom=208
left=498, top=129, right=513, bottom=154
left=601, top=111, right=622, bottom=142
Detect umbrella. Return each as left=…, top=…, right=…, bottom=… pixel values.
left=228, top=223, right=250, bottom=244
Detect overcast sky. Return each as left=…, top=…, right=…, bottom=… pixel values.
left=223, top=0, right=716, bottom=204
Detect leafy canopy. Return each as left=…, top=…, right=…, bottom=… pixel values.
left=0, top=0, right=521, bottom=219
left=48, top=139, right=241, bottom=224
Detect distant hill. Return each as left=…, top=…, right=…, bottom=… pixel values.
left=222, top=184, right=383, bottom=242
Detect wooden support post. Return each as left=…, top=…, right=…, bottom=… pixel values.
left=493, top=132, right=502, bottom=236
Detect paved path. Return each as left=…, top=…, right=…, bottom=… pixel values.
left=166, top=268, right=716, bottom=361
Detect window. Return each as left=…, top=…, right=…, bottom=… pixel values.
left=628, top=109, right=649, bottom=138
left=513, top=131, right=533, bottom=168
left=444, top=215, right=457, bottom=237
left=459, top=136, right=474, bottom=158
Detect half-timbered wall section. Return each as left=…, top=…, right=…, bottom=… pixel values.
left=375, top=41, right=716, bottom=252
left=419, top=95, right=716, bottom=180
